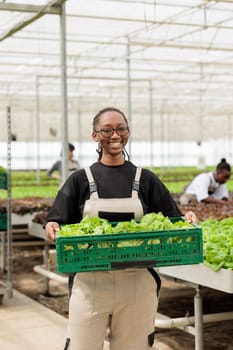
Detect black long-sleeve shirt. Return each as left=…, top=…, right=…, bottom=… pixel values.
left=46, top=161, right=181, bottom=225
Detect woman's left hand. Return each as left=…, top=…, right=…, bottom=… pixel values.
left=184, top=211, right=199, bottom=224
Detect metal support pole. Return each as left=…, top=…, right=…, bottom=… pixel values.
left=126, top=37, right=132, bottom=158
left=227, top=115, right=232, bottom=161
left=160, top=100, right=165, bottom=173
left=6, top=106, right=13, bottom=297
left=149, top=80, right=154, bottom=168
left=194, top=286, right=204, bottom=350
left=77, top=101, right=82, bottom=161
left=35, top=76, right=41, bottom=182
left=60, top=3, right=69, bottom=183
left=0, top=232, right=6, bottom=272
left=198, top=62, right=204, bottom=144
left=43, top=242, right=50, bottom=295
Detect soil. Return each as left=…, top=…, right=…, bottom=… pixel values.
left=1, top=246, right=232, bottom=350
left=1, top=194, right=233, bottom=222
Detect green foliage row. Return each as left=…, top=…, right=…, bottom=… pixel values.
left=0, top=170, right=59, bottom=198
left=0, top=168, right=233, bottom=199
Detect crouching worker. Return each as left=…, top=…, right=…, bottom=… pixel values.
left=179, top=158, right=231, bottom=205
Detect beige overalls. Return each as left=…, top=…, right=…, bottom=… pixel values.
left=68, top=167, right=159, bottom=350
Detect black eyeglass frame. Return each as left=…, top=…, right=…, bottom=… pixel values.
left=94, top=127, right=129, bottom=138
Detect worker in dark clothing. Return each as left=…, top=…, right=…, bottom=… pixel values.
left=45, top=107, right=198, bottom=350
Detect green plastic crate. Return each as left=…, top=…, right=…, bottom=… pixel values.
left=56, top=218, right=203, bottom=273
left=0, top=213, right=7, bottom=231
left=0, top=171, right=7, bottom=190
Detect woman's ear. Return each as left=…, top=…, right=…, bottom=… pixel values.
left=92, top=131, right=98, bottom=142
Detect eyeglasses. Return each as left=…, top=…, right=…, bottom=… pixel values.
left=95, top=127, right=129, bottom=138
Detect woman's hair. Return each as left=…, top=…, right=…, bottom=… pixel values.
left=92, top=107, right=129, bottom=131
left=216, top=158, right=231, bottom=172
left=92, top=107, right=130, bottom=161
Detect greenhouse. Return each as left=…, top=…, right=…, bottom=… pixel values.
left=0, top=1, right=233, bottom=350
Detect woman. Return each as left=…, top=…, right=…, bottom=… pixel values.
left=179, top=158, right=231, bottom=205
left=45, top=107, right=198, bottom=350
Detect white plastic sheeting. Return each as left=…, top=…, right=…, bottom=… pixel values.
left=0, top=1, right=233, bottom=163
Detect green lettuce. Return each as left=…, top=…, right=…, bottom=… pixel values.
left=201, top=218, right=233, bottom=271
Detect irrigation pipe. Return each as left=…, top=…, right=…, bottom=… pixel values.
left=155, top=311, right=233, bottom=329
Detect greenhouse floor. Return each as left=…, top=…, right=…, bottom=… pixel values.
left=0, top=290, right=170, bottom=350
left=0, top=290, right=110, bottom=350
left=1, top=287, right=233, bottom=350
left=0, top=289, right=68, bottom=350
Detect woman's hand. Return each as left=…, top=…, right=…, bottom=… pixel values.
left=184, top=211, right=199, bottom=224
left=45, top=221, right=60, bottom=242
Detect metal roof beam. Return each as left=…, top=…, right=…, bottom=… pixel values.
left=129, top=40, right=233, bottom=52
left=205, top=0, right=233, bottom=2
left=66, top=14, right=233, bottom=28
left=0, top=2, right=59, bottom=14
left=0, top=0, right=66, bottom=42
left=2, top=48, right=233, bottom=67
left=1, top=73, right=233, bottom=86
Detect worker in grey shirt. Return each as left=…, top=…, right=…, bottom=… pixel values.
left=47, top=142, right=79, bottom=182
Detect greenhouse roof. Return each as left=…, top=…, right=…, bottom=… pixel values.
left=1, top=0, right=233, bottom=120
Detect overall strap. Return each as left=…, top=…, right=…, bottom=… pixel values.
left=84, top=167, right=99, bottom=199
left=132, top=167, right=142, bottom=199
left=85, top=166, right=142, bottom=200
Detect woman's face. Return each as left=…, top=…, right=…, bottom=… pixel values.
left=92, top=110, right=130, bottom=159
left=216, top=169, right=231, bottom=184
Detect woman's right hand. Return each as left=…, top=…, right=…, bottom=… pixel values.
left=45, top=221, right=59, bottom=242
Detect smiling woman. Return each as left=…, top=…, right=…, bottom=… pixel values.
left=92, top=107, right=130, bottom=165
left=45, top=106, right=198, bottom=350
